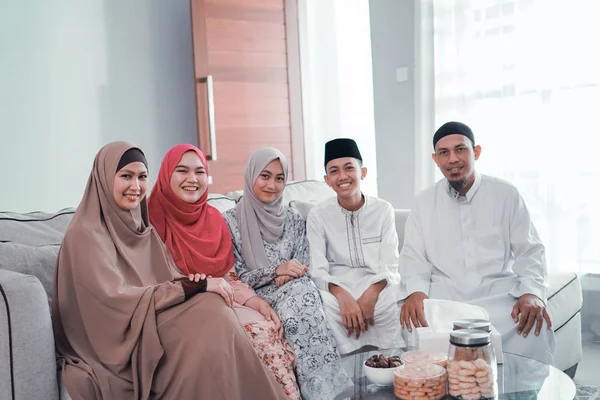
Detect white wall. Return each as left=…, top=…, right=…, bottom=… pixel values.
left=0, top=0, right=198, bottom=212
left=369, top=0, right=435, bottom=209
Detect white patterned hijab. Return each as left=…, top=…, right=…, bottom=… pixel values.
left=236, top=147, right=288, bottom=270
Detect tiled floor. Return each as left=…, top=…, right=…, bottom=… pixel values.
left=574, top=339, right=600, bottom=386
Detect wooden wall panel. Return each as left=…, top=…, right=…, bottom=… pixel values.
left=214, top=82, right=289, bottom=99
left=192, top=0, right=296, bottom=193
left=207, top=37, right=286, bottom=53
left=214, top=110, right=290, bottom=128
left=206, top=0, right=283, bottom=9
left=211, top=67, right=288, bottom=83
left=205, top=3, right=284, bottom=23
left=206, top=19, right=285, bottom=39
left=218, top=127, right=292, bottom=144
left=209, top=51, right=287, bottom=68
left=214, top=97, right=290, bottom=115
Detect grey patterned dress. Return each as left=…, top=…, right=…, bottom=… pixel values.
left=223, top=206, right=352, bottom=400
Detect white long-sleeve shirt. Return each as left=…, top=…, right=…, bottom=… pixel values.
left=399, top=173, right=548, bottom=303
left=306, top=195, right=400, bottom=299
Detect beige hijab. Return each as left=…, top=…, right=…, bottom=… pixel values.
left=52, top=141, right=185, bottom=399
left=236, top=147, right=288, bottom=270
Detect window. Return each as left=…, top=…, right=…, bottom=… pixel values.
left=432, top=0, right=600, bottom=273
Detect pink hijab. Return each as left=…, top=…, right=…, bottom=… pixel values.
left=148, top=144, right=234, bottom=277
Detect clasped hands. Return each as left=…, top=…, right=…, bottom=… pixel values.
left=178, top=273, right=235, bottom=307
left=332, top=284, right=381, bottom=339
left=274, top=259, right=309, bottom=286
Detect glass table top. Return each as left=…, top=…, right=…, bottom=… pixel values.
left=333, top=349, right=576, bottom=400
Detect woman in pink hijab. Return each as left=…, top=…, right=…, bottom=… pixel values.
left=52, top=141, right=289, bottom=400
left=148, top=144, right=300, bottom=399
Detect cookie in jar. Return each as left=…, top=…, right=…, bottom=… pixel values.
left=447, top=329, right=497, bottom=400
left=401, top=350, right=448, bottom=368
left=394, top=362, right=447, bottom=400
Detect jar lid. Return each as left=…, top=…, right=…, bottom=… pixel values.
left=453, top=319, right=492, bottom=332
left=449, top=329, right=491, bottom=346
left=400, top=350, right=447, bottom=364
left=394, top=362, right=446, bottom=379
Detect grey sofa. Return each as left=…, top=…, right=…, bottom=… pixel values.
left=0, top=180, right=583, bottom=400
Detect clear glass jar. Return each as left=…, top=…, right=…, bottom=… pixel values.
left=447, top=329, right=497, bottom=400
left=394, top=362, right=447, bottom=400
left=453, top=319, right=492, bottom=333
left=400, top=350, right=448, bottom=368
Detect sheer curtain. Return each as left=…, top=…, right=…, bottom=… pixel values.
left=431, top=0, right=600, bottom=273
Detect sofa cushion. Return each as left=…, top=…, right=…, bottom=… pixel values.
left=224, top=190, right=244, bottom=202
left=289, top=200, right=316, bottom=220
left=207, top=194, right=236, bottom=214
left=282, top=180, right=335, bottom=207
left=0, top=209, right=75, bottom=246
left=395, top=209, right=410, bottom=250
left=0, top=242, right=57, bottom=311
left=0, top=269, right=59, bottom=400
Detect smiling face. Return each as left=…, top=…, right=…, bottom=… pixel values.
left=324, top=157, right=366, bottom=199
left=432, top=134, right=481, bottom=194
left=113, top=161, right=148, bottom=211
left=169, top=150, right=208, bottom=204
left=253, top=159, right=285, bottom=204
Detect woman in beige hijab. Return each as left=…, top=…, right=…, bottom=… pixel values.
left=51, top=141, right=288, bottom=400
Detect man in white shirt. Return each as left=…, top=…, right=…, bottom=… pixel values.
left=307, top=138, right=404, bottom=355
left=399, top=121, right=554, bottom=364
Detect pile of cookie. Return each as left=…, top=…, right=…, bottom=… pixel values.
left=446, top=359, right=496, bottom=400
left=393, top=362, right=447, bottom=400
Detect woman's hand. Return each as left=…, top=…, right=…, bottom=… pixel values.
left=206, top=276, right=235, bottom=307
left=275, top=259, right=308, bottom=278
left=187, top=273, right=205, bottom=282
left=275, top=275, right=293, bottom=286
left=178, top=274, right=207, bottom=300
left=245, top=297, right=284, bottom=339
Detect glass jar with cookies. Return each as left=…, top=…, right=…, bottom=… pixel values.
left=447, top=329, right=497, bottom=400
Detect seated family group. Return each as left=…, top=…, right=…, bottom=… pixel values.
left=52, top=122, right=554, bottom=400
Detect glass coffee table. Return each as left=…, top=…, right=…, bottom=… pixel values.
left=334, top=349, right=576, bottom=399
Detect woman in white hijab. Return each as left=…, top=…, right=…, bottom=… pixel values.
left=223, top=148, right=352, bottom=400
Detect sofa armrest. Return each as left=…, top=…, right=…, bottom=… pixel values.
left=0, top=269, right=59, bottom=400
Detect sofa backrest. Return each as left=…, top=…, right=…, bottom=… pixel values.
left=0, top=209, right=75, bottom=246
left=283, top=180, right=336, bottom=206
left=206, top=194, right=237, bottom=213
left=0, top=209, right=76, bottom=311
left=395, top=209, right=409, bottom=250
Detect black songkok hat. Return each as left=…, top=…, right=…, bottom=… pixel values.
left=324, top=138, right=362, bottom=169
left=116, top=148, right=148, bottom=172
left=433, top=122, right=475, bottom=149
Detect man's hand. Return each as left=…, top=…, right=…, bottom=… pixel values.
left=511, top=293, right=552, bottom=337
left=329, top=283, right=366, bottom=339
left=357, top=280, right=387, bottom=327
left=400, top=291, right=429, bottom=332
left=275, top=259, right=309, bottom=278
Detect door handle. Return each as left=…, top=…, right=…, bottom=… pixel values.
left=198, top=75, right=217, bottom=161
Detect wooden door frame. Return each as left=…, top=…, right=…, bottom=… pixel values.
left=284, top=0, right=306, bottom=181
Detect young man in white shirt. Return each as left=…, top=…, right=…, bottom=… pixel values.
left=306, top=138, right=404, bottom=355
left=399, top=121, right=554, bottom=364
